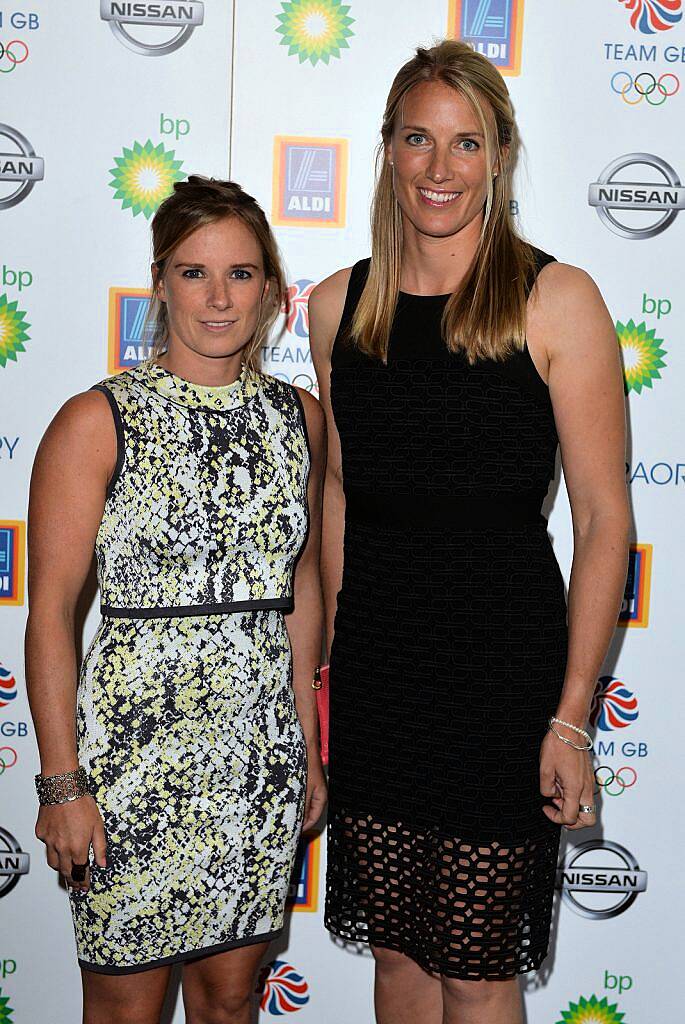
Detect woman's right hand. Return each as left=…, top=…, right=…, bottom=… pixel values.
left=35, top=796, right=107, bottom=892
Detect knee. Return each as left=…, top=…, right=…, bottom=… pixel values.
left=441, top=976, right=505, bottom=1006
left=185, top=988, right=252, bottom=1024
left=370, top=945, right=415, bottom=974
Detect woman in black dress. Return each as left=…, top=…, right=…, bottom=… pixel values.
left=309, top=41, right=630, bottom=1024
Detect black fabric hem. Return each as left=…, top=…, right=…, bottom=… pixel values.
left=322, top=921, right=550, bottom=980
left=91, top=385, right=125, bottom=499
left=78, top=928, right=282, bottom=975
left=101, top=597, right=293, bottom=618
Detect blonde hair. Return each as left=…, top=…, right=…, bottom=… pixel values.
left=352, top=39, right=536, bottom=364
left=147, top=176, right=286, bottom=370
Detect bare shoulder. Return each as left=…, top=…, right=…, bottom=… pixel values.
left=531, top=261, right=608, bottom=322
left=308, top=266, right=354, bottom=357
left=294, top=386, right=326, bottom=448
left=34, top=389, right=116, bottom=470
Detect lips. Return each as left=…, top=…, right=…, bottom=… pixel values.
left=201, top=320, right=237, bottom=331
left=417, top=187, right=463, bottom=207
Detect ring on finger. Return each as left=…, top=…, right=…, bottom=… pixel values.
left=579, top=804, right=596, bottom=815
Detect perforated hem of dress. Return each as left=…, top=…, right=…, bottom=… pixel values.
left=324, top=805, right=561, bottom=980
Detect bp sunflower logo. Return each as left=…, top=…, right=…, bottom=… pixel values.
left=276, top=0, right=354, bottom=65
left=0, top=988, right=13, bottom=1022
left=556, top=994, right=625, bottom=1023
left=616, top=318, right=667, bottom=394
left=0, top=293, right=30, bottom=368
left=109, top=139, right=184, bottom=220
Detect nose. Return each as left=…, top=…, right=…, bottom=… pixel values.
left=426, top=145, right=453, bottom=185
left=207, top=277, right=233, bottom=310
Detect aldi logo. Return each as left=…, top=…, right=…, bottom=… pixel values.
left=618, top=543, right=652, bottom=628
left=448, top=0, right=525, bottom=75
left=108, top=288, right=153, bottom=373
left=272, top=136, right=348, bottom=228
left=287, top=832, right=320, bottom=912
left=0, top=522, right=25, bottom=606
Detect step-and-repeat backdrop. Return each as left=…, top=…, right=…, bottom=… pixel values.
left=1, top=1, right=682, bottom=1020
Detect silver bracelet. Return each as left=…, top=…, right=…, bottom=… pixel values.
left=548, top=717, right=592, bottom=752
left=35, top=766, right=90, bottom=806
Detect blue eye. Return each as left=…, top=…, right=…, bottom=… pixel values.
left=459, top=139, right=479, bottom=152
left=406, top=133, right=428, bottom=146
left=182, top=268, right=204, bottom=279
left=232, top=268, right=253, bottom=280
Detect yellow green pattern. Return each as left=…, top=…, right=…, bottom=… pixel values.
left=557, top=994, right=626, bottom=1023
left=276, top=0, right=354, bottom=65
left=70, top=362, right=310, bottom=972
left=0, top=989, right=13, bottom=1022
left=0, top=293, right=29, bottom=367
left=109, top=139, right=185, bottom=219
left=616, top=318, right=667, bottom=394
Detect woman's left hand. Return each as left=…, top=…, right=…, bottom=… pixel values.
left=302, top=748, right=328, bottom=832
left=540, top=729, right=597, bottom=830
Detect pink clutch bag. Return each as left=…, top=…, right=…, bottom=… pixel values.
left=313, top=664, right=329, bottom=765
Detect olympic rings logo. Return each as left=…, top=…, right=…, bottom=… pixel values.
left=611, top=71, right=680, bottom=106
left=594, top=764, right=637, bottom=797
left=0, top=746, right=18, bottom=776
left=0, top=40, right=29, bottom=73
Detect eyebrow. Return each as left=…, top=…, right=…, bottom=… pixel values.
left=400, top=125, right=485, bottom=138
left=173, top=261, right=262, bottom=270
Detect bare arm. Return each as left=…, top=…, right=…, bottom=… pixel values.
left=285, top=387, right=327, bottom=831
left=528, top=263, right=630, bottom=828
left=308, top=268, right=352, bottom=659
left=25, top=390, right=117, bottom=884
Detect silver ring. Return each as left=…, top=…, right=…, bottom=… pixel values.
left=579, top=804, right=596, bottom=815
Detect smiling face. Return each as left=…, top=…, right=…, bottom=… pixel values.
left=386, top=79, right=499, bottom=240
left=155, top=216, right=268, bottom=363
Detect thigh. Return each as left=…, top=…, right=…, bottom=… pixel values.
left=182, top=941, right=270, bottom=1013
left=81, top=965, right=171, bottom=1024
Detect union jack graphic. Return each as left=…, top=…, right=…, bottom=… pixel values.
left=283, top=279, right=315, bottom=338
left=619, top=0, right=682, bottom=33
left=258, top=960, right=310, bottom=1015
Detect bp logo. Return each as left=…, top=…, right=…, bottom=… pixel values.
left=100, top=1, right=205, bottom=56
left=0, top=294, right=29, bottom=367
left=619, top=0, right=682, bottom=33
left=0, top=988, right=13, bottom=1022
left=109, top=139, right=184, bottom=219
left=615, top=319, right=666, bottom=394
left=557, top=994, right=625, bottom=1023
left=276, top=0, right=354, bottom=65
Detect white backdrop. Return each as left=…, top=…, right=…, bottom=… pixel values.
left=1, top=1, right=683, bottom=1021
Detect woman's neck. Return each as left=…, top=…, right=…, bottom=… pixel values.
left=399, top=212, right=482, bottom=296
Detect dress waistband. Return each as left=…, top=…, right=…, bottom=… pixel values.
left=100, top=597, right=293, bottom=619
left=344, top=487, right=547, bottom=531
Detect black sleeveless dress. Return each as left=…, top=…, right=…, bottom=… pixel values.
left=325, top=249, right=567, bottom=980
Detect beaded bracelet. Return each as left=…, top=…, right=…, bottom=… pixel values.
left=35, top=766, right=90, bottom=806
left=548, top=716, right=592, bottom=752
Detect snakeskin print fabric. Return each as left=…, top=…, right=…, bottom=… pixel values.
left=70, top=363, right=309, bottom=972
left=92, top=362, right=309, bottom=615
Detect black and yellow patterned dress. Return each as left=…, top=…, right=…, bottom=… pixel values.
left=71, top=360, right=310, bottom=974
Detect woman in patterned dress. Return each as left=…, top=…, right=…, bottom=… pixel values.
left=26, top=177, right=327, bottom=1023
